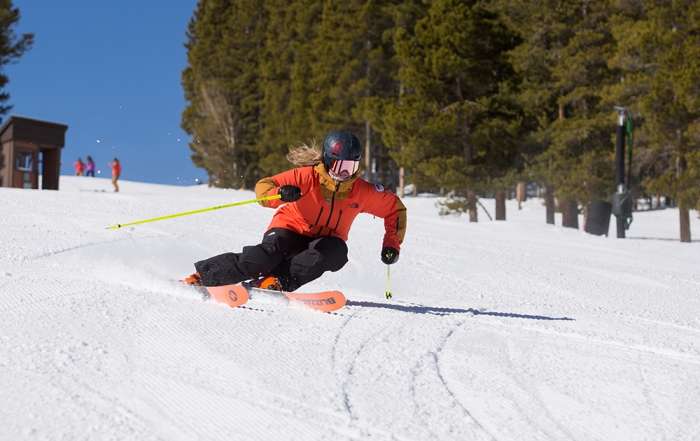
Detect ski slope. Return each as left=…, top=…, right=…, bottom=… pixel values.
left=1, top=176, right=699, bottom=440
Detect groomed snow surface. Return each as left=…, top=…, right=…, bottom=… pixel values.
left=1, top=176, right=699, bottom=440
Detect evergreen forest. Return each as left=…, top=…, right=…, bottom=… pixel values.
left=181, top=0, right=700, bottom=241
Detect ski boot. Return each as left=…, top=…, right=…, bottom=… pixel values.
left=180, top=272, right=203, bottom=287
left=250, top=275, right=282, bottom=291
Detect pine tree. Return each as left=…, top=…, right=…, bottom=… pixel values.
left=256, top=0, right=322, bottom=177
left=0, top=0, right=33, bottom=123
left=622, top=0, right=700, bottom=242
left=504, top=0, right=621, bottom=228
left=303, top=0, right=398, bottom=185
left=377, top=0, right=520, bottom=221
left=182, top=0, right=266, bottom=188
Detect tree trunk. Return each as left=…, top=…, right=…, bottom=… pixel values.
left=461, top=116, right=475, bottom=222
left=363, top=35, right=373, bottom=184
left=364, top=120, right=373, bottom=184
left=397, top=139, right=405, bottom=197
left=561, top=199, right=579, bottom=229
left=516, top=182, right=526, bottom=210
left=680, top=208, right=691, bottom=243
left=545, top=184, right=555, bottom=224
left=495, top=191, right=506, bottom=220
left=677, top=155, right=691, bottom=242
left=468, top=189, right=478, bottom=222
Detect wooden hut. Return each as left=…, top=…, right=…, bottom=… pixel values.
left=0, top=116, right=68, bottom=190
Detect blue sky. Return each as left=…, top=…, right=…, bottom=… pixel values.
left=6, top=0, right=205, bottom=186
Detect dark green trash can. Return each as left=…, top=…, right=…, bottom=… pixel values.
left=585, top=200, right=612, bottom=236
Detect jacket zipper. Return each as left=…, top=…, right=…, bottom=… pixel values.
left=323, top=182, right=340, bottom=228
left=332, top=210, right=343, bottom=232
left=311, top=206, right=324, bottom=228
left=317, top=181, right=341, bottom=235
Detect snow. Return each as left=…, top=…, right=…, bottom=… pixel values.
left=1, top=176, right=699, bottom=440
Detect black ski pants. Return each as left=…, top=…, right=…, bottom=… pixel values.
left=194, top=228, right=348, bottom=291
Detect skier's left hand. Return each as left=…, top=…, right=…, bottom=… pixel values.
left=381, top=247, right=399, bottom=265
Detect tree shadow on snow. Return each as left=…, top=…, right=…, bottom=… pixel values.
left=345, top=300, right=574, bottom=321
left=627, top=237, right=700, bottom=243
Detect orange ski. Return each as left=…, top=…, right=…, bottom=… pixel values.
left=205, top=284, right=249, bottom=308
left=205, top=284, right=346, bottom=312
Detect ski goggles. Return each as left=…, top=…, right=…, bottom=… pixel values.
left=328, top=159, right=360, bottom=181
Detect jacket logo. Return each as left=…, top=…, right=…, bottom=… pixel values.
left=332, top=142, right=343, bottom=154
left=348, top=202, right=359, bottom=208
left=326, top=198, right=332, bottom=205
left=375, top=184, right=385, bottom=192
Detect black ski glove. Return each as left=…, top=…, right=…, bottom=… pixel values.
left=381, top=247, right=399, bottom=265
left=278, top=185, right=302, bottom=202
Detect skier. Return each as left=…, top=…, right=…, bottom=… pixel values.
left=181, top=130, right=407, bottom=292
left=85, top=156, right=95, bottom=177
left=73, top=158, right=85, bottom=176
left=108, top=158, right=121, bottom=192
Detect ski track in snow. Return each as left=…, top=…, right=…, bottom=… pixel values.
left=1, top=176, right=699, bottom=440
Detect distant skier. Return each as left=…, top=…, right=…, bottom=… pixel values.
left=85, top=156, right=95, bottom=177
left=108, top=158, right=121, bottom=192
left=182, top=130, right=407, bottom=292
left=73, top=158, right=85, bottom=176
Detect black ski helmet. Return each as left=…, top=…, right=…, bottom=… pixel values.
left=322, top=131, right=362, bottom=171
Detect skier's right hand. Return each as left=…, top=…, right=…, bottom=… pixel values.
left=278, top=185, right=302, bottom=202
left=381, top=247, right=399, bottom=265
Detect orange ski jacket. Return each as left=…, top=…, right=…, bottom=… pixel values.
left=109, top=161, right=121, bottom=176
left=255, top=164, right=407, bottom=251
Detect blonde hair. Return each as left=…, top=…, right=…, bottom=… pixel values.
left=286, top=139, right=323, bottom=166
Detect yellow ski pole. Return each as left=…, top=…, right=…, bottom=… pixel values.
left=385, top=265, right=393, bottom=299
left=106, top=194, right=281, bottom=230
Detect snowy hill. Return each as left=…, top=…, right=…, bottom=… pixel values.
left=1, top=176, right=699, bottom=440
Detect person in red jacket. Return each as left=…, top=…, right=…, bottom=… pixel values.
left=182, top=130, right=407, bottom=292
left=108, top=158, right=121, bottom=192
left=73, top=158, right=86, bottom=176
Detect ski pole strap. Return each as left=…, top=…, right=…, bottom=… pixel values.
left=106, top=194, right=282, bottom=230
